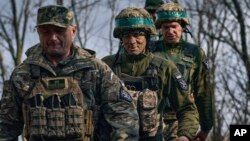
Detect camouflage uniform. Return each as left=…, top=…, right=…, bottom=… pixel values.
left=0, top=5, right=139, bottom=141
left=152, top=3, right=214, bottom=141
left=102, top=7, right=199, bottom=141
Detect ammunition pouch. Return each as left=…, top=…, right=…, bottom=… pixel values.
left=128, top=89, right=160, bottom=137
left=29, top=107, right=47, bottom=137
left=23, top=77, right=94, bottom=140
left=47, top=108, right=65, bottom=138
left=65, top=106, right=84, bottom=138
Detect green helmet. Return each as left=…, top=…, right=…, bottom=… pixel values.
left=144, top=0, right=164, bottom=11
left=113, top=7, right=157, bottom=38
left=155, top=3, right=189, bottom=28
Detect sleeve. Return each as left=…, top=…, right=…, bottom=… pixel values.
left=193, top=48, right=214, bottom=132
left=97, top=62, right=139, bottom=141
left=164, top=62, right=199, bottom=140
left=0, top=80, right=23, bottom=140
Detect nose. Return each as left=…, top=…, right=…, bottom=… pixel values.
left=127, top=35, right=137, bottom=44
left=168, top=27, right=174, bottom=33
left=49, top=31, right=58, bottom=40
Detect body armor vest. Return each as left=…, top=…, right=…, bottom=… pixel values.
left=22, top=65, right=97, bottom=141
left=112, top=58, right=161, bottom=137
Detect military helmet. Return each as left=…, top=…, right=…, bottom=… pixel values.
left=113, top=7, right=157, bottom=38
left=144, top=0, right=164, bottom=10
left=155, top=3, right=189, bottom=28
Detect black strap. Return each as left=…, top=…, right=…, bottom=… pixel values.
left=30, top=65, right=41, bottom=79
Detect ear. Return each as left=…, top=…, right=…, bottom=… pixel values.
left=71, top=25, right=77, bottom=38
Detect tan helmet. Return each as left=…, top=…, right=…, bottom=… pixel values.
left=113, top=7, right=157, bottom=38
left=155, top=3, right=189, bottom=28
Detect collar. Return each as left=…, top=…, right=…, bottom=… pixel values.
left=124, top=49, right=150, bottom=61
left=163, top=39, right=184, bottom=49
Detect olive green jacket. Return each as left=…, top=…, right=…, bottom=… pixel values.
left=0, top=44, right=139, bottom=141
left=151, top=39, right=214, bottom=132
left=102, top=51, right=199, bottom=140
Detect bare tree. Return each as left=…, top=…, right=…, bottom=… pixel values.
left=0, top=0, right=43, bottom=87
left=70, top=0, right=102, bottom=48
left=56, top=0, right=64, bottom=5
left=181, top=0, right=250, bottom=140
left=107, top=0, right=118, bottom=55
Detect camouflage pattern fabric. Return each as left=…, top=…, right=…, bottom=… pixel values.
left=113, top=7, right=157, bottom=38
left=102, top=51, right=199, bottom=140
left=151, top=40, right=214, bottom=140
left=155, top=3, right=189, bottom=28
left=0, top=44, right=139, bottom=141
left=163, top=120, right=178, bottom=141
left=36, top=5, right=74, bottom=28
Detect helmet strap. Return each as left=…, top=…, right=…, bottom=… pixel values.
left=183, top=26, right=193, bottom=38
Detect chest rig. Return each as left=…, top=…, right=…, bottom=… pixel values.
left=112, top=57, right=161, bottom=137
left=22, top=63, right=99, bottom=141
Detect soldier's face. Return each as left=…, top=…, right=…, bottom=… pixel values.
left=121, top=33, right=147, bottom=55
left=37, top=24, right=76, bottom=59
left=161, top=21, right=183, bottom=43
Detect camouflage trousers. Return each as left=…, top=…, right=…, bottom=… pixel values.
left=162, top=119, right=178, bottom=141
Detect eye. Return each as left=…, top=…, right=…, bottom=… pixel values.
left=38, top=28, right=50, bottom=34
left=54, top=27, right=66, bottom=33
left=133, top=33, right=141, bottom=37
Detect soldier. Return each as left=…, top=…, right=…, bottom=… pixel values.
left=102, top=7, right=199, bottom=141
left=0, top=5, right=139, bottom=141
left=144, top=0, right=164, bottom=42
left=144, top=0, right=164, bottom=22
left=152, top=3, right=214, bottom=141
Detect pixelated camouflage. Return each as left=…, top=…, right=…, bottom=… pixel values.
left=144, top=0, right=164, bottom=10
left=36, top=5, right=74, bottom=28
left=0, top=44, right=139, bottom=141
left=113, top=7, right=157, bottom=38
left=155, top=3, right=189, bottom=28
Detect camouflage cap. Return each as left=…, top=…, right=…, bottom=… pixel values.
left=36, top=5, right=74, bottom=28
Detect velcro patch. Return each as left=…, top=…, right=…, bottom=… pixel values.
left=119, top=88, right=133, bottom=102
left=174, top=72, right=188, bottom=91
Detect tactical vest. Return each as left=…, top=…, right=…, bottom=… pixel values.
left=112, top=56, right=161, bottom=137
left=22, top=64, right=99, bottom=141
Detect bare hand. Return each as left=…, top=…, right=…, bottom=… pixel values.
left=194, top=130, right=209, bottom=141
left=177, top=136, right=190, bottom=141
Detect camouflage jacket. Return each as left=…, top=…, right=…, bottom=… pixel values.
left=151, top=39, right=214, bottom=132
left=102, top=51, right=199, bottom=140
left=0, top=44, right=139, bottom=141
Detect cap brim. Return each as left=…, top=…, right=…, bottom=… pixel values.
left=36, top=22, right=69, bottom=28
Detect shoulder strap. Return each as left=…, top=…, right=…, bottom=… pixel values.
left=182, top=41, right=199, bottom=58
left=150, top=55, right=164, bottom=70
left=30, top=65, right=41, bottom=79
